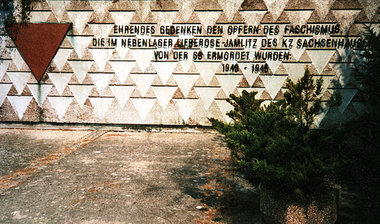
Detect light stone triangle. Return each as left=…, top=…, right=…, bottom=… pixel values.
left=131, top=74, right=156, bottom=97
left=131, top=49, right=154, bottom=72
left=67, top=11, right=93, bottom=34
left=152, top=62, right=177, bottom=85
left=173, top=0, right=197, bottom=21
left=215, top=100, right=233, bottom=123
left=358, top=0, right=380, bottom=20
left=130, top=98, right=156, bottom=121
left=266, top=61, right=282, bottom=74
left=48, top=96, right=72, bottom=119
left=30, top=11, right=51, bottom=23
left=196, top=11, right=221, bottom=29
left=88, top=24, right=114, bottom=37
left=194, top=87, right=220, bottom=110
left=152, top=86, right=177, bottom=109
left=307, top=50, right=335, bottom=74
left=239, top=63, right=259, bottom=86
left=7, top=72, right=31, bottom=94
left=310, top=0, right=335, bottom=19
left=260, top=75, right=287, bottom=99
left=47, top=0, right=70, bottom=22
left=68, top=61, right=93, bottom=83
left=218, top=0, right=244, bottom=21
left=0, top=60, right=10, bottom=80
left=110, top=11, right=135, bottom=24
left=152, top=11, right=178, bottom=26
left=338, top=89, right=357, bottom=113
left=53, top=48, right=72, bottom=71
left=109, top=61, right=135, bottom=84
left=240, top=11, right=266, bottom=25
left=10, top=48, right=25, bottom=71
left=216, top=75, right=243, bottom=96
left=286, top=10, right=313, bottom=25
left=173, top=98, right=199, bottom=122
left=289, top=43, right=308, bottom=61
left=89, top=73, right=113, bottom=94
left=131, top=0, right=151, bottom=21
left=48, top=72, right=72, bottom=95
left=283, top=63, right=307, bottom=81
left=68, top=36, right=92, bottom=59
left=89, top=49, right=114, bottom=72
left=263, top=0, right=290, bottom=20
left=68, top=85, right=93, bottom=108
left=0, top=83, right=12, bottom=105
left=7, top=96, right=32, bottom=119
left=332, top=10, right=361, bottom=34
left=194, top=62, right=220, bottom=85
left=27, top=84, right=52, bottom=106
left=89, top=1, right=113, bottom=21
left=173, top=75, right=199, bottom=97
left=89, top=97, right=114, bottom=120
left=115, top=46, right=130, bottom=60
left=110, top=85, right=135, bottom=108
left=179, top=59, right=194, bottom=72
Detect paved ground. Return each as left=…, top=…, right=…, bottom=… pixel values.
left=0, top=128, right=261, bottom=224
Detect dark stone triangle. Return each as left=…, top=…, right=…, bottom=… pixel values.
left=6, top=23, right=71, bottom=82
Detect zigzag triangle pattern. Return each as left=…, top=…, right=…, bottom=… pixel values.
left=0, top=0, right=374, bottom=126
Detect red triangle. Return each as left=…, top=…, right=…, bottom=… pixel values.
left=6, top=23, right=71, bottom=81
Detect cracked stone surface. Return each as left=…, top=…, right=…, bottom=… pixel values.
left=0, top=129, right=261, bottom=224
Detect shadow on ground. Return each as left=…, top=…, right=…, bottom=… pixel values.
left=171, top=136, right=262, bottom=224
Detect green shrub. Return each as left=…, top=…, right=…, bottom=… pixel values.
left=210, top=67, right=343, bottom=197
left=341, top=24, right=380, bottom=223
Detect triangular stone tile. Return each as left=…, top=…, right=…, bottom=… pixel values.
left=67, top=11, right=93, bottom=34
left=173, top=98, right=199, bottom=122
left=130, top=74, right=156, bottom=97
left=332, top=9, right=361, bottom=34
left=7, top=95, right=33, bottom=119
left=110, top=11, right=135, bottom=24
left=152, top=86, right=177, bottom=109
left=110, top=85, right=135, bottom=108
left=47, top=0, right=71, bottom=22
left=215, top=99, right=233, bottom=123
left=194, top=62, right=221, bottom=85
left=48, top=96, right=73, bottom=119
left=7, top=72, right=31, bottom=94
left=68, top=61, right=93, bottom=84
left=216, top=75, right=243, bottom=96
left=152, top=61, right=177, bottom=85
left=307, top=50, right=335, bottom=74
left=310, top=0, right=336, bottom=19
left=48, top=72, right=72, bottom=95
left=68, top=36, right=92, bottom=59
left=89, top=73, right=113, bottom=95
left=196, top=11, right=222, bottom=29
left=260, top=75, right=288, bottom=99
left=130, top=98, right=157, bottom=122
left=0, top=83, right=12, bottom=106
left=194, top=87, right=221, bottom=110
left=89, top=97, right=114, bottom=120
left=27, top=84, right=52, bottom=107
left=173, top=74, right=199, bottom=97
left=69, top=85, right=93, bottom=108
left=240, top=11, right=266, bottom=25
left=53, top=48, right=72, bottom=71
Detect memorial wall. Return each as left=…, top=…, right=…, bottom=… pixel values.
left=0, top=0, right=379, bottom=126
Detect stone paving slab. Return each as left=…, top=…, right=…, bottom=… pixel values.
left=0, top=129, right=261, bottom=224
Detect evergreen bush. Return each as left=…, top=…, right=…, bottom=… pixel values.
left=210, top=67, right=343, bottom=197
